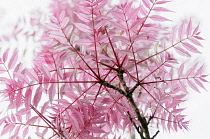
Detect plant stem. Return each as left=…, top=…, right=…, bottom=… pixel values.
left=126, top=93, right=151, bottom=139
left=100, top=69, right=160, bottom=138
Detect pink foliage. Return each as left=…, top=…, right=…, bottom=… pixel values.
left=0, top=0, right=208, bottom=138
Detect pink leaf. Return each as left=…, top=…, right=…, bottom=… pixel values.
left=174, top=121, right=178, bottom=132
left=75, top=12, right=90, bottom=22
left=110, top=13, right=120, bottom=23
left=127, top=8, right=140, bottom=21
left=149, top=15, right=171, bottom=21
left=44, top=51, right=54, bottom=65
left=65, top=25, right=74, bottom=39
left=95, top=20, right=107, bottom=30
left=182, top=42, right=200, bottom=53
left=25, top=69, right=39, bottom=81
left=78, top=4, right=91, bottom=14
left=156, top=1, right=171, bottom=4
left=16, top=108, right=27, bottom=115
left=72, top=108, right=84, bottom=127
left=189, top=37, right=203, bottom=47
left=178, top=23, right=184, bottom=40
left=167, top=114, right=172, bottom=131
left=0, top=66, right=6, bottom=74
left=1, top=124, right=15, bottom=136
left=123, top=2, right=132, bottom=13
left=142, top=0, right=151, bottom=9
left=26, top=116, right=39, bottom=125
left=14, top=126, right=21, bottom=136
left=187, top=79, right=200, bottom=93
left=49, top=83, right=56, bottom=102
left=14, top=72, right=29, bottom=84
left=41, top=65, right=51, bottom=80
left=42, top=128, right=48, bottom=137
left=3, top=48, right=9, bottom=62
left=74, top=39, right=92, bottom=46
left=193, top=24, right=200, bottom=34
left=16, top=90, right=22, bottom=109
left=60, top=17, right=70, bottom=29
left=172, top=108, right=185, bottom=113
left=11, top=113, right=16, bottom=122
left=59, top=11, right=65, bottom=22
left=199, top=77, right=208, bottom=82
left=41, top=101, right=49, bottom=114
left=25, top=88, right=32, bottom=109
left=182, top=121, right=190, bottom=131
left=14, top=62, right=22, bottom=73
left=139, top=5, right=147, bottom=16
left=92, top=0, right=104, bottom=6
left=74, top=23, right=92, bottom=33
left=87, top=126, right=106, bottom=133
left=46, top=23, right=61, bottom=30
left=2, top=35, right=10, bottom=41
left=48, top=30, right=65, bottom=38
left=176, top=94, right=187, bottom=100
left=195, top=64, right=204, bottom=76
left=8, top=49, right=18, bottom=69
left=111, top=21, right=127, bottom=30
left=201, top=75, right=208, bottom=78
left=169, top=26, right=177, bottom=44
left=185, top=62, right=198, bottom=77
left=33, top=86, right=43, bottom=107
left=94, top=0, right=108, bottom=11
left=193, top=36, right=204, bottom=40
left=174, top=47, right=191, bottom=57
left=178, top=63, right=184, bottom=77
left=50, top=15, right=58, bottom=23
left=49, top=33, right=67, bottom=43
left=152, top=7, right=173, bottom=12
left=164, top=63, right=173, bottom=67
left=23, top=126, right=29, bottom=138
left=194, top=78, right=207, bottom=91
left=186, top=19, right=192, bottom=36
left=69, top=115, right=80, bottom=131
left=113, top=36, right=129, bottom=43
left=130, top=17, right=145, bottom=31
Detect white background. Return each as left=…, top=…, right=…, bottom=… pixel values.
left=0, top=0, right=210, bottom=139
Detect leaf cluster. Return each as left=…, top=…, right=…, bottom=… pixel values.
left=0, top=0, right=207, bottom=138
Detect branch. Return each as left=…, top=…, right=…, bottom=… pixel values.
left=127, top=111, right=145, bottom=139
left=126, top=94, right=151, bottom=139
left=152, top=130, right=160, bottom=139
left=117, top=68, right=129, bottom=93
left=100, top=80, right=126, bottom=96
left=129, top=82, right=141, bottom=95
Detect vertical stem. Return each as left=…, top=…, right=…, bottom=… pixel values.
left=91, top=6, right=100, bottom=78
left=126, top=94, right=151, bottom=139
